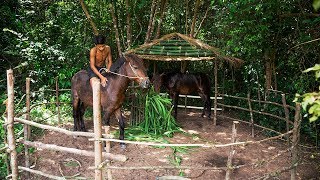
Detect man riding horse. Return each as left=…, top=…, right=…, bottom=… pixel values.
left=87, top=34, right=113, bottom=87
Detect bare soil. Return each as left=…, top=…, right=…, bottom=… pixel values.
left=20, top=110, right=320, bottom=180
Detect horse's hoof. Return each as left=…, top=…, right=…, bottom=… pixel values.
left=120, top=144, right=126, bottom=150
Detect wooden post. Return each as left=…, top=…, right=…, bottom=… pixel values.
left=282, top=93, right=290, bottom=146
left=92, top=79, right=103, bottom=180
left=184, top=95, right=187, bottom=113
left=247, top=93, right=254, bottom=137
left=104, top=126, right=112, bottom=180
left=6, top=69, right=19, bottom=180
left=214, top=60, right=218, bottom=126
left=24, top=78, right=31, bottom=178
left=291, top=103, right=301, bottom=180
left=225, top=121, right=238, bottom=180
left=55, top=77, right=61, bottom=125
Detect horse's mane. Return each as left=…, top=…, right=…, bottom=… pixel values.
left=109, top=56, right=126, bottom=73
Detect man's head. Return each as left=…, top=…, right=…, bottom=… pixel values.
left=94, top=35, right=106, bottom=45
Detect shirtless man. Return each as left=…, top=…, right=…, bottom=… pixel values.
left=87, top=35, right=113, bottom=87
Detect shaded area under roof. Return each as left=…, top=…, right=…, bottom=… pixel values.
left=125, top=32, right=243, bottom=66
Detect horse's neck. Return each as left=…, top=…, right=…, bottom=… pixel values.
left=107, top=66, right=131, bottom=94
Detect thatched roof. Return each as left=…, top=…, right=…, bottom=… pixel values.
left=125, top=33, right=243, bottom=66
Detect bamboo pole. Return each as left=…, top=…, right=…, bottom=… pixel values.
left=214, top=60, right=218, bottom=125
left=18, top=166, right=64, bottom=180
left=56, top=77, right=61, bottom=125
left=14, top=117, right=114, bottom=138
left=92, top=79, right=103, bottom=180
left=104, top=126, right=112, bottom=180
left=6, top=69, right=19, bottom=180
left=225, top=121, right=238, bottom=180
left=247, top=93, right=254, bottom=137
left=19, top=140, right=126, bottom=162
left=290, top=103, right=301, bottom=180
left=282, top=93, right=290, bottom=146
left=24, top=78, right=31, bottom=179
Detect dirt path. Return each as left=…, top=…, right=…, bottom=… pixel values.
left=21, top=110, right=320, bottom=180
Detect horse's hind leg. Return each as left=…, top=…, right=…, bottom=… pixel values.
left=72, top=94, right=81, bottom=131
left=114, top=108, right=126, bottom=149
left=79, top=103, right=87, bottom=131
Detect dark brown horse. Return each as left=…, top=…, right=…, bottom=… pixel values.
left=71, top=54, right=150, bottom=148
left=152, top=72, right=211, bottom=119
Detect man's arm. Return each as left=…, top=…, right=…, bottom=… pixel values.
left=106, top=46, right=112, bottom=71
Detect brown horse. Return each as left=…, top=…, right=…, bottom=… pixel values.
left=152, top=72, right=211, bottom=119
left=71, top=54, right=150, bottom=148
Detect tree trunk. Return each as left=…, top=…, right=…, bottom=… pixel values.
left=109, top=1, right=122, bottom=57
left=125, top=0, right=132, bottom=49
left=194, top=5, right=210, bottom=37
left=79, top=0, right=98, bottom=35
left=264, top=48, right=276, bottom=92
left=190, top=0, right=201, bottom=37
left=145, top=0, right=158, bottom=43
left=155, top=0, right=167, bottom=39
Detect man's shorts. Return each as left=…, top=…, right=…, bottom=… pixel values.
left=87, top=66, right=106, bottom=79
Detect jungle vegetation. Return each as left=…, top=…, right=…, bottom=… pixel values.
left=0, top=0, right=319, bottom=178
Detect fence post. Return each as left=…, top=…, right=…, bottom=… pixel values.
left=6, top=69, right=19, bottom=180
left=281, top=93, right=290, bottom=146
left=214, top=59, right=218, bottom=126
left=225, top=121, right=238, bottom=180
left=104, top=126, right=112, bottom=179
left=92, top=78, right=103, bottom=180
left=291, top=103, right=301, bottom=180
left=24, top=78, right=31, bottom=178
left=55, top=77, right=61, bottom=125
left=247, top=93, right=254, bottom=137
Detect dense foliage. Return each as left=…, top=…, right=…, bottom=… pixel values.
left=0, top=0, right=319, bottom=178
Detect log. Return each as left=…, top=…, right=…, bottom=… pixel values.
left=19, top=140, right=127, bottom=162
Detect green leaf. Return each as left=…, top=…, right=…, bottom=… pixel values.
left=313, top=0, right=320, bottom=11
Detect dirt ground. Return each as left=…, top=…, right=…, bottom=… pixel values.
left=20, top=110, right=320, bottom=180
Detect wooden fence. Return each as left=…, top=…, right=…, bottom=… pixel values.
left=3, top=69, right=302, bottom=180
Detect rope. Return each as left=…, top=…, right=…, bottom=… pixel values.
left=98, top=66, right=144, bottom=80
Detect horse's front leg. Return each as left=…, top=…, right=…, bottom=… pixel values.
left=114, top=108, right=126, bottom=149
left=172, top=92, right=179, bottom=119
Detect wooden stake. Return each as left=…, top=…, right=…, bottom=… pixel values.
left=55, top=77, right=61, bottom=125
left=104, top=126, right=112, bottom=180
left=291, top=103, right=301, bottom=180
left=247, top=93, right=254, bottom=137
left=24, top=78, right=31, bottom=179
left=214, top=60, right=218, bottom=125
left=6, top=69, right=19, bottom=180
left=225, top=121, right=238, bottom=180
left=282, top=93, right=290, bottom=146
left=92, top=79, right=103, bottom=180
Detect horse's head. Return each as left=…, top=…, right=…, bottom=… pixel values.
left=151, top=72, right=164, bottom=93
left=124, top=54, right=150, bottom=89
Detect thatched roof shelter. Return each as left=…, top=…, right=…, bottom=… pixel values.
left=125, top=32, right=243, bottom=67
left=126, top=32, right=243, bottom=125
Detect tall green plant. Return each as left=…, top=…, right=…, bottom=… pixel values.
left=140, top=87, right=180, bottom=137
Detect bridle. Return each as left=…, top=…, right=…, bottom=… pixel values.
left=99, top=56, right=148, bottom=80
